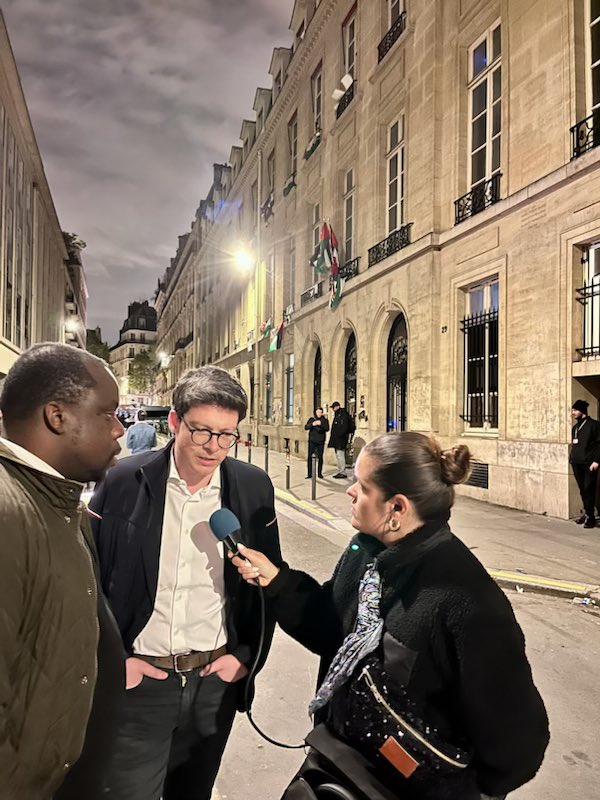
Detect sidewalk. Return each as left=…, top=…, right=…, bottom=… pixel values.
left=233, top=444, right=600, bottom=601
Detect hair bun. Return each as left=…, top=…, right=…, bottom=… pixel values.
left=440, top=445, right=471, bottom=485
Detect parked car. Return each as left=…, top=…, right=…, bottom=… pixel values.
left=142, top=405, right=172, bottom=437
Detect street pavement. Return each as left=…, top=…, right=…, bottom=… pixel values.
left=232, top=443, right=600, bottom=599
left=213, top=506, right=600, bottom=800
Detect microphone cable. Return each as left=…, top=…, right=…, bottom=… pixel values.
left=243, top=582, right=306, bottom=750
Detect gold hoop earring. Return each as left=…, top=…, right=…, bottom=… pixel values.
left=388, top=516, right=401, bottom=533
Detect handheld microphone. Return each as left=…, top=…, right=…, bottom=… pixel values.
left=209, top=507, right=244, bottom=557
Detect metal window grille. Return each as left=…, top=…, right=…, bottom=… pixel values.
left=460, top=309, right=498, bottom=428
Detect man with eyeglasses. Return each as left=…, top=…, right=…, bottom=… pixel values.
left=89, top=366, right=281, bottom=800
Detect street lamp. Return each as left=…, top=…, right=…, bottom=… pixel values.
left=234, top=247, right=254, bottom=273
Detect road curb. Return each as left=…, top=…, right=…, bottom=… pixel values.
left=274, top=489, right=599, bottom=602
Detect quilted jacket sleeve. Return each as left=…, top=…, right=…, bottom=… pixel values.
left=0, top=496, right=38, bottom=796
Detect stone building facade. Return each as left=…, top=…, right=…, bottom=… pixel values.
left=0, top=12, right=86, bottom=377
left=110, top=300, right=157, bottom=405
left=155, top=0, right=600, bottom=519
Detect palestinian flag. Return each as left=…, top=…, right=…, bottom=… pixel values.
left=329, top=275, right=346, bottom=310
left=268, top=321, right=284, bottom=352
left=329, top=226, right=340, bottom=279
left=315, top=223, right=332, bottom=274
left=260, top=317, right=273, bottom=338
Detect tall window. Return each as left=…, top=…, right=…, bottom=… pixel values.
left=267, top=149, right=276, bottom=193
left=251, top=181, right=258, bottom=222
left=387, top=313, right=408, bottom=432
left=461, top=278, right=499, bottom=429
left=588, top=1, right=600, bottom=115
left=249, top=363, right=256, bottom=418
left=344, top=168, right=355, bottom=261
left=387, top=119, right=405, bottom=235
left=468, top=23, right=501, bottom=191
left=343, top=10, right=357, bottom=78
left=264, top=359, right=273, bottom=421
left=286, top=238, right=296, bottom=307
left=579, top=243, right=600, bottom=357
left=285, top=353, right=295, bottom=423
left=314, top=347, right=322, bottom=411
left=311, top=202, right=321, bottom=281
left=312, top=64, right=323, bottom=132
left=390, top=0, right=403, bottom=25
left=344, top=333, right=357, bottom=418
left=288, top=113, right=298, bottom=176
left=4, top=208, right=13, bottom=341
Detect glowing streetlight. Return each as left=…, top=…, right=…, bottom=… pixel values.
left=234, top=247, right=254, bottom=273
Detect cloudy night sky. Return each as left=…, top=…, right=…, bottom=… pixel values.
left=2, top=0, right=292, bottom=344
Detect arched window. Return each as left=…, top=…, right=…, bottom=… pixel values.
left=387, top=314, right=408, bottom=431
left=313, top=347, right=322, bottom=411
left=344, top=333, right=357, bottom=418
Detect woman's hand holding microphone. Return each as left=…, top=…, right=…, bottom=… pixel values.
left=230, top=544, right=280, bottom=588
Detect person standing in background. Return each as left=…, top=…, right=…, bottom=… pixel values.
left=327, top=401, right=355, bottom=479
left=304, top=407, right=329, bottom=479
left=570, top=399, right=600, bottom=528
left=126, top=408, right=157, bottom=454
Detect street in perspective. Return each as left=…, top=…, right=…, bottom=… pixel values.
left=2, top=0, right=600, bottom=798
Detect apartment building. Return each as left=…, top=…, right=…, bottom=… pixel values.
left=0, top=12, right=86, bottom=376
left=110, top=300, right=157, bottom=405
left=156, top=0, right=600, bottom=519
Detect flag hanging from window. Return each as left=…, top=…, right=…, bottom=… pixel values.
left=268, top=321, right=284, bottom=352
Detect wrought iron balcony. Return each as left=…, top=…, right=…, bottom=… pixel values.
left=576, top=280, right=600, bottom=357
left=454, top=173, right=501, bottom=224
left=368, top=224, right=413, bottom=268
left=175, top=332, right=193, bottom=351
left=336, top=82, right=355, bottom=120
left=378, top=11, right=407, bottom=63
left=571, top=111, right=600, bottom=159
left=338, top=256, right=360, bottom=281
left=300, top=281, right=323, bottom=307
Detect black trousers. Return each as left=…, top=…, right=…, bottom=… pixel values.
left=101, top=670, right=238, bottom=800
left=571, top=462, right=599, bottom=519
left=307, top=441, right=325, bottom=477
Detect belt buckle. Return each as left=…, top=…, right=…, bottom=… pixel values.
left=173, top=652, right=192, bottom=673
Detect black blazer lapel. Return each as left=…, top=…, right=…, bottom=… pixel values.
left=221, top=458, right=243, bottom=598
left=138, top=443, right=172, bottom=602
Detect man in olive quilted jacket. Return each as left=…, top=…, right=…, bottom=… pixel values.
left=0, top=343, right=124, bottom=800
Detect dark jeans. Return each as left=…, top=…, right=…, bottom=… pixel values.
left=102, top=670, right=238, bottom=800
left=307, top=441, right=325, bottom=477
left=571, top=462, right=599, bottom=520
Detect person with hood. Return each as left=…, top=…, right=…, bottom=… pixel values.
left=327, top=401, right=355, bottom=479
left=570, top=398, right=600, bottom=528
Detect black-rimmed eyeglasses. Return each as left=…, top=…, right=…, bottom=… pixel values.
left=179, top=416, right=240, bottom=449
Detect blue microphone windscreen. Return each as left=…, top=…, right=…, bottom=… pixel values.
left=209, top=508, right=241, bottom=541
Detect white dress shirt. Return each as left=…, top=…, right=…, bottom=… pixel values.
left=132, top=452, right=227, bottom=656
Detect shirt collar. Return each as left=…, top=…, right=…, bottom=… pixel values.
left=0, top=437, right=66, bottom=479
left=168, top=449, right=222, bottom=491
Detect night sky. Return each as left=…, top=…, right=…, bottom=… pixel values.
left=3, top=0, right=292, bottom=343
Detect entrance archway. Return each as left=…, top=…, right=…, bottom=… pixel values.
left=387, top=314, right=408, bottom=431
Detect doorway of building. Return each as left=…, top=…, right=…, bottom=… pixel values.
left=387, top=313, right=408, bottom=431
left=344, top=333, right=357, bottom=418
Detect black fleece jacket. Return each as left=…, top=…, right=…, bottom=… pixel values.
left=266, top=520, right=549, bottom=798
left=570, top=415, right=600, bottom=464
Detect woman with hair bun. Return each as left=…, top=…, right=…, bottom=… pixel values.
left=233, top=432, right=549, bottom=800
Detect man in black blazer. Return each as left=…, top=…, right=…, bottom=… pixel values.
left=90, top=366, right=281, bottom=800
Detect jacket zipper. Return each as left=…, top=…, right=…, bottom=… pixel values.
left=360, top=667, right=467, bottom=770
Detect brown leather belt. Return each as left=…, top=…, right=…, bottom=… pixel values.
left=137, top=645, right=227, bottom=673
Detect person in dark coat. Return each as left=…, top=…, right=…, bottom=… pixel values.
left=570, top=399, right=600, bottom=528
left=233, top=432, right=549, bottom=800
left=304, top=407, right=330, bottom=478
left=327, top=401, right=355, bottom=478
left=90, top=366, right=282, bottom=800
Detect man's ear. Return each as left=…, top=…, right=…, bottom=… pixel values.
left=43, top=402, right=67, bottom=435
left=167, top=408, right=179, bottom=435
